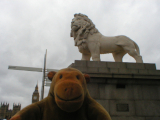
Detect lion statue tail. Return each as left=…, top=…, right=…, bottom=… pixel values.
left=133, top=41, right=140, bottom=55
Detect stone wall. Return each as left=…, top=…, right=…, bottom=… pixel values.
left=69, top=60, right=160, bottom=120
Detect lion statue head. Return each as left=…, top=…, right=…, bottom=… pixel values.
left=70, top=13, right=99, bottom=47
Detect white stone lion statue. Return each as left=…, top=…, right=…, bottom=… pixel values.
left=70, top=13, right=143, bottom=63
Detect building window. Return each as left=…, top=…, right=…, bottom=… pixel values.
left=116, top=84, right=126, bottom=89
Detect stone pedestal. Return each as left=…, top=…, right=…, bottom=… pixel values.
left=69, top=60, right=160, bottom=120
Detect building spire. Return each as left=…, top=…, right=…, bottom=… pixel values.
left=32, top=82, right=40, bottom=103
left=35, top=82, right=38, bottom=91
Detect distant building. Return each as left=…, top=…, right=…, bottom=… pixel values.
left=0, top=84, right=40, bottom=119
left=32, top=83, right=39, bottom=103
left=0, top=102, right=21, bottom=119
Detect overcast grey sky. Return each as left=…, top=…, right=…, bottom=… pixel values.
left=0, top=0, right=160, bottom=109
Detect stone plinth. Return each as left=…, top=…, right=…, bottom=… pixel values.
left=69, top=60, right=160, bottom=120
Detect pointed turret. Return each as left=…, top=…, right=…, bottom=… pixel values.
left=32, top=82, right=40, bottom=103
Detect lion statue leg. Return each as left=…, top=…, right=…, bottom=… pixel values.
left=81, top=53, right=91, bottom=60
left=87, top=42, right=100, bottom=61
left=112, top=51, right=127, bottom=62
left=123, top=47, right=143, bottom=63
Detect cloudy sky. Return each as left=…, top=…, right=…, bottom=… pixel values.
left=0, top=0, right=160, bottom=109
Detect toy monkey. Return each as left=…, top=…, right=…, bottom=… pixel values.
left=11, top=68, right=111, bottom=120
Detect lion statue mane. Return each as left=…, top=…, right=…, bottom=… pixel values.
left=70, top=13, right=143, bottom=63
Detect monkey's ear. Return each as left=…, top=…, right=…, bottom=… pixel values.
left=84, top=74, right=90, bottom=83
left=47, top=71, right=56, bottom=81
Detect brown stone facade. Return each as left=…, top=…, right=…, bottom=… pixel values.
left=69, top=60, right=160, bottom=120
left=0, top=103, right=21, bottom=119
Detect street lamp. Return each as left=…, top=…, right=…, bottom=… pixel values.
left=8, top=50, right=58, bottom=100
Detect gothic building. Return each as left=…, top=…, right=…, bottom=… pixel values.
left=32, top=83, right=39, bottom=103
left=0, top=84, right=39, bottom=119
left=0, top=103, right=21, bottom=119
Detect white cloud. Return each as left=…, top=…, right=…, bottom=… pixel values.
left=0, top=0, right=160, bottom=109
